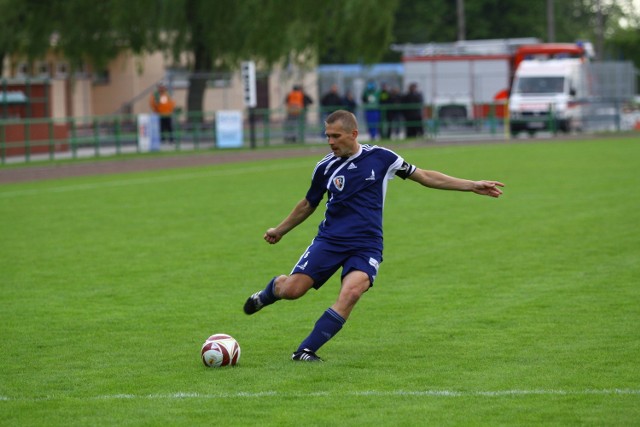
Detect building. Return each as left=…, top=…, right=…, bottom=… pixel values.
left=1, top=51, right=318, bottom=121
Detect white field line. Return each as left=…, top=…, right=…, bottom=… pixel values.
left=0, top=162, right=307, bottom=199
left=1, top=389, right=639, bottom=402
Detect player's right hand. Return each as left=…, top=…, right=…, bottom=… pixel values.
left=264, top=228, right=282, bottom=244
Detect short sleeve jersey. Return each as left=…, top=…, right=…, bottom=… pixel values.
left=305, top=144, right=415, bottom=248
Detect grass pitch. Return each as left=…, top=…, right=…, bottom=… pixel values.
left=1, top=137, right=639, bottom=426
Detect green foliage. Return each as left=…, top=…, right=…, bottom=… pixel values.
left=2, top=0, right=638, bottom=71
left=152, top=0, right=399, bottom=112
left=608, top=26, right=640, bottom=67
left=0, top=0, right=52, bottom=70
left=0, top=0, right=400, bottom=73
left=387, top=0, right=637, bottom=63
left=2, top=0, right=638, bottom=109
left=1, top=137, right=639, bottom=425
left=156, top=0, right=398, bottom=69
left=314, top=0, right=400, bottom=64
left=464, top=0, right=547, bottom=40
left=392, top=1, right=457, bottom=44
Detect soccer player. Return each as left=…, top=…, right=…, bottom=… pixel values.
left=243, top=110, right=504, bottom=362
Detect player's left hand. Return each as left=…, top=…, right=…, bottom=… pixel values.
left=472, top=181, right=505, bottom=198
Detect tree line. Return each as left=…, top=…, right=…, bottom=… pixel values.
left=1, top=0, right=637, bottom=113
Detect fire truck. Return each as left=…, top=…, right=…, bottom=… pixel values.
left=392, top=39, right=593, bottom=126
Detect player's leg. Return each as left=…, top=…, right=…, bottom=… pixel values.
left=275, top=273, right=316, bottom=299
left=292, top=270, right=371, bottom=362
left=331, top=270, right=371, bottom=320
left=244, top=238, right=340, bottom=315
left=243, top=273, right=314, bottom=315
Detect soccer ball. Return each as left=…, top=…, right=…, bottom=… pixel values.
left=201, top=334, right=241, bottom=367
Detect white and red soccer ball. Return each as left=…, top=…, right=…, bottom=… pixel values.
left=201, top=334, right=241, bottom=367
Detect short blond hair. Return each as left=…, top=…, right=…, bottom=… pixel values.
left=325, top=110, right=358, bottom=132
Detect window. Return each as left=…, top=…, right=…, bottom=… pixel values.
left=515, top=77, right=565, bottom=95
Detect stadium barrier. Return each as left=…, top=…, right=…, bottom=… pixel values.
left=1, top=103, right=636, bottom=164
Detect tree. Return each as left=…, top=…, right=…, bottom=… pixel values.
left=2, top=0, right=399, bottom=115
left=3, top=0, right=636, bottom=115
left=52, top=0, right=161, bottom=70
left=384, top=0, right=638, bottom=64
left=158, top=0, right=399, bottom=117
left=0, top=0, right=54, bottom=75
left=606, top=1, right=640, bottom=86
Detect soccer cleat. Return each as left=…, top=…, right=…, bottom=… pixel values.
left=291, top=348, right=323, bottom=362
left=243, top=292, right=264, bottom=315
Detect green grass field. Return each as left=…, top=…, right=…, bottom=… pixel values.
left=1, top=137, right=639, bottom=426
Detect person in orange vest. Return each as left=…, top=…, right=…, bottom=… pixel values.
left=150, top=83, right=176, bottom=143
left=284, top=84, right=313, bottom=143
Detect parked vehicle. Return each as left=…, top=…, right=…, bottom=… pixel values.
left=508, top=59, right=589, bottom=136
left=394, top=39, right=594, bottom=125
left=433, top=95, right=474, bottom=128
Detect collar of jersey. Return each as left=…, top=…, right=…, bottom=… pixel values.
left=341, top=143, right=362, bottom=162
left=326, top=144, right=363, bottom=189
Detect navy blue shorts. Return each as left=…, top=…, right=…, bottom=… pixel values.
left=290, top=237, right=382, bottom=289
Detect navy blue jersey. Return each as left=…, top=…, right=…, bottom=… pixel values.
left=305, top=144, right=415, bottom=248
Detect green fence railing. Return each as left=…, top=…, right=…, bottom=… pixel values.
left=0, top=104, right=515, bottom=164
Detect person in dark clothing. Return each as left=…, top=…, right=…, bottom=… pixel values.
left=343, top=90, right=357, bottom=114
left=361, top=81, right=381, bottom=140
left=320, top=84, right=345, bottom=115
left=402, top=83, right=424, bottom=138
left=320, top=84, right=345, bottom=135
left=379, top=83, right=391, bottom=139
left=380, top=84, right=402, bottom=140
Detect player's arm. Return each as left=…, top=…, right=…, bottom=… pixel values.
left=264, top=198, right=317, bottom=244
left=407, top=168, right=504, bottom=198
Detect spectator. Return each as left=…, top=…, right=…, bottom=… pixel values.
left=320, top=84, right=345, bottom=115
left=284, top=84, right=313, bottom=143
left=379, top=83, right=391, bottom=139
left=320, top=84, right=345, bottom=136
left=402, top=82, right=424, bottom=138
left=149, top=83, right=176, bottom=143
left=380, top=83, right=402, bottom=139
left=361, top=81, right=381, bottom=140
left=343, top=90, right=357, bottom=115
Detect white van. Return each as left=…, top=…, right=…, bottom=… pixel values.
left=509, top=59, right=588, bottom=136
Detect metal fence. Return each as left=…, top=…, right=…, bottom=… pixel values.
left=1, top=103, right=638, bottom=164
left=0, top=104, right=493, bottom=164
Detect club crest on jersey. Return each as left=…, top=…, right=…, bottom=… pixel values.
left=333, top=175, right=345, bottom=191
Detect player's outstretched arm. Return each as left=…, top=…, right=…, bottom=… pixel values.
left=264, top=198, right=317, bottom=244
left=408, top=168, right=504, bottom=198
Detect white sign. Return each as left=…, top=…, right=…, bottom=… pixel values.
left=216, top=110, right=243, bottom=148
left=241, top=61, right=257, bottom=108
left=137, top=114, right=160, bottom=152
